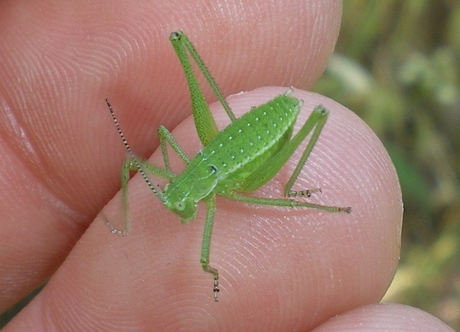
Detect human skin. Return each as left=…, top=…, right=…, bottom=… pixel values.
left=0, top=0, right=454, bottom=331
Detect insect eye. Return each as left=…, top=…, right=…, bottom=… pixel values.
left=175, top=201, right=185, bottom=211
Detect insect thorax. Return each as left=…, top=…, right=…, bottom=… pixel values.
left=163, top=152, right=218, bottom=222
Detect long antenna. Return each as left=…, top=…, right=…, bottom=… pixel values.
left=105, top=99, right=165, bottom=202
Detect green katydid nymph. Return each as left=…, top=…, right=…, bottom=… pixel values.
left=105, top=31, right=351, bottom=302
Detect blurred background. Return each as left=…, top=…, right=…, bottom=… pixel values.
left=313, top=1, right=460, bottom=329
left=1, top=1, right=459, bottom=329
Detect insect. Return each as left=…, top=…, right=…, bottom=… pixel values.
left=105, top=31, right=351, bottom=302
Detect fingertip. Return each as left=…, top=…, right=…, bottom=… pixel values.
left=205, top=86, right=402, bottom=326
left=312, top=303, right=455, bottom=331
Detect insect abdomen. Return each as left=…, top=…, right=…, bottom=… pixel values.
left=203, top=94, right=301, bottom=190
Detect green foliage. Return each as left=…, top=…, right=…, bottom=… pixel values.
left=313, top=1, right=460, bottom=329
